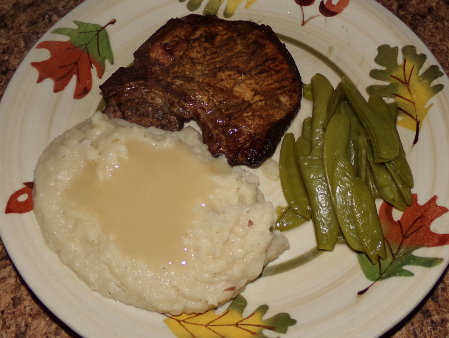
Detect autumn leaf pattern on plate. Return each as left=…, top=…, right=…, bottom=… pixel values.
left=357, top=195, right=449, bottom=294
left=164, top=295, right=296, bottom=337
left=180, top=0, right=350, bottom=23
left=31, top=20, right=115, bottom=99
left=295, top=0, right=350, bottom=25
left=367, top=45, right=444, bottom=144
left=4, top=182, right=34, bottom=214
left=180, top=0, right=256, bottom=17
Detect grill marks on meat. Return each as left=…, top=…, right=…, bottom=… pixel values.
left=100, top=14, right=302, bottom=167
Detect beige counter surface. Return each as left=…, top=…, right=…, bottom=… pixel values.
left=1, top=0, right=448, bottom=336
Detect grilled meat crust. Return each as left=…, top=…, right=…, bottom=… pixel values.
left=100, top=14, right=302, bottom=167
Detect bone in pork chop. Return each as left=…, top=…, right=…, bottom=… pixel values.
left=100, top=14, right=302, bottom=167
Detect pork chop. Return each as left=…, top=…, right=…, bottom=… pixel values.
left=100, top=14, right=302, bottom=167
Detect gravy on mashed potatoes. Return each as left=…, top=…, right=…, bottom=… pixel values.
left=33, top=112, right=288, bottom=315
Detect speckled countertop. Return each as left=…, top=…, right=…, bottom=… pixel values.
left=1, top=0, right=448, bottom=337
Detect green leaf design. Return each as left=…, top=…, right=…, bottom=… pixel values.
left=357, top=246, right=443, bottom=282
left=367, top=45, right=444, bottom=144
left=164, top=295, right=297, bottom=337
left=357, top=195, right=448, bottom=294
left=52, top=20, right=115, bottom=70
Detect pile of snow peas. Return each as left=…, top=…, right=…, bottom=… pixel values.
left=276, top=73, right=414, bottom=264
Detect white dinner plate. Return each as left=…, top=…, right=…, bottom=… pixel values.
left=1, top=0, right=449, bottom=337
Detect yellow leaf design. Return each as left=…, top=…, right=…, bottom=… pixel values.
left=180, top=0, right=257, bottom=17
left=367, top=45, right=444, bottom=144
left=164, top=295, right=296, bottom=337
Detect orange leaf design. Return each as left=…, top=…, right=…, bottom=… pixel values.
left=357, top=194, right=449, bottom=293
left=32, top=40, right=103, bottom=99
left=5, top=182, right=34, bottom=214
left=31, top=20, right=114, bottom=99
left=379, top=194, right=449, bottom=249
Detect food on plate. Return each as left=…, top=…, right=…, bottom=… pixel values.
left=276, top=73, right=413, bottom=264
left=33, top=112, right=288, bottom=314
left=100, top=14, right=302, bottom=167
left=275, top=133, right=310, bottom=232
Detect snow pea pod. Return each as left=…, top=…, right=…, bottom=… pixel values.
left=332, top=157, right=364, bottom=252
left=352, top=177, right=386, bottom=264
left=323, top=107, right=350, bottom=189
left=303, top=83, right=313, bottom=101
left=279, top=133, right=311, bottom=219
left=274, top=207, right=308, bottom=231
left=390, top=150, right=414, bottom=189
left=341, top=77, right=400, bottom=162
left=297, top=74, right=338, bottom=250
left=299, top=154, right=339, bottom=251
left=346, top=101, right=366, bottom=175
left=368, top=94, right=392, bottom=122
left=356, top=135, right=380, bottom=199
left=323, top=110, right=365, bottom=252
left=301, top=116, right=312, bottom=143
left=367, top=143, right=408, bottom=210
left=387, top=102, right=399, bottom=123
left=324, top=82, right=343, bottom=128
left=369, top=97, right=414, bottom=188
left=385, top=161, right=413, bottom=206
left=311, top=74, right=334, bottom=149
left=387, top=104, right=414, bottom=187
left=348, top=103, right=366, bottom=139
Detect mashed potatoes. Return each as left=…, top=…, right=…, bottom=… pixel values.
left=33, top=112, right=288, bottom=314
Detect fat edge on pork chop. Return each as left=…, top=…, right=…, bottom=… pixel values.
left=100, top=14, right=302, bottom=167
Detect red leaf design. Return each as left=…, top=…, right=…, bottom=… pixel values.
left=5, top=182, right=34, bottom=214
left=295, top=0, right=315, bottom=5
left=379, top=194, right=449, bottom=249
left=319, top=0, right=350, bottom=17
left=31, top=41, right=103, bottom=99
left=295, top=0, right=350, bottom=25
